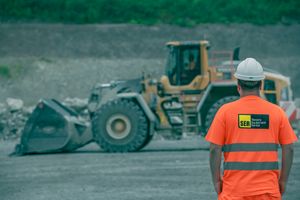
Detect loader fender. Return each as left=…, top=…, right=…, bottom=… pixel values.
left=117, top=92, right=156, bottom=136
left=197, top=82, right=237, bottom=111
left=196, top=82, right=238, bottom=126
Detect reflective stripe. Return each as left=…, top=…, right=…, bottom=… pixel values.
left=224, top=162, right=279, bottom=170
left=222, top=143, right=278, bottom=152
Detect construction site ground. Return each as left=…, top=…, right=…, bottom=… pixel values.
left=0, top=136, right=299, bottom=200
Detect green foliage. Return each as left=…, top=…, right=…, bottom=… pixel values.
left=0, top=0, right=299, bottom=25
left=0, top=65, right=11, bottom=78
left=0, top=65, right=23, bottom=79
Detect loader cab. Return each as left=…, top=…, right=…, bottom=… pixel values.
left=165, top=42, right=202, bottom=86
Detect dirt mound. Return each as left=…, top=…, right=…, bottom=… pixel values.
left=0, top=23, right=300, bottom=104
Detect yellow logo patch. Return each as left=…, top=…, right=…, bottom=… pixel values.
left=239, top=114, right=251, bottom=128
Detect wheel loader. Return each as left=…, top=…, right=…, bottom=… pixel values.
left=15, top=40, right=299, bottom=154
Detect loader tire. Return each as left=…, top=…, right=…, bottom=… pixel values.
left=203, top=96, right=239, bottom=136
left=92, top=99, right=148, bottom=152
left=139, top=132, right=154, bottom=149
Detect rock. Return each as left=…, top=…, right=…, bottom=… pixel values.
left=0, top=99, right=29, bottom=140
left=6, top=98, right=24, bottom=112
left=22, top=106, right=35, bottom=115
left=62, top=97, right=88, bottom=113
left=0, top=103, right=7, bottom=114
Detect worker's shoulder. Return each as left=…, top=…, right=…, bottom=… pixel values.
left=220, top=96, right=282, bottom=111
left=245, top=97, right=285, bottom=116
left=257, top=97, right=284, bottom=113
left=218, top=98, right=239, bottom=112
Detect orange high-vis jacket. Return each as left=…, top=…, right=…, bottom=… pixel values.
left=205, top=95, right=298, bottom=197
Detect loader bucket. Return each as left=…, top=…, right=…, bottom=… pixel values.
left=15, top=99, right=93, bottom=155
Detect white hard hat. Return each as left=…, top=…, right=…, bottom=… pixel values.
left=234, top=58, right=265, bottom=81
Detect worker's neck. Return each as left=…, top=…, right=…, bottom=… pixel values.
left=240, top=90, right=260, bottom=98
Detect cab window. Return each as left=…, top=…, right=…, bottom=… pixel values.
left=166, top=46, right=201, bottom=86
left=180, top=48, right=201, bottom=85
left=165, top=46, right=178, bottom=85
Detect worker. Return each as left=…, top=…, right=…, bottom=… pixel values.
left=187, top=53, right=196, bottom=70
left=181, top=53, right=200, bottom=85
left=205, top=58, right=298, bottom=200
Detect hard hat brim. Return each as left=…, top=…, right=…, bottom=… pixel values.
left=234, top=73, right=265, bottom=81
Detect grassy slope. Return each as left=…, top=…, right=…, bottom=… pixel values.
left=0, top=0, right=299, bottom=25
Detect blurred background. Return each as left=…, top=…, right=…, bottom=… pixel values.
left=0, top=2, right=300, bottom=200
left=0, top=0, right=300, bottom=139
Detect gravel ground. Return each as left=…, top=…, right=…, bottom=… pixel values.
left=0, top=137, right=299, bottom=200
